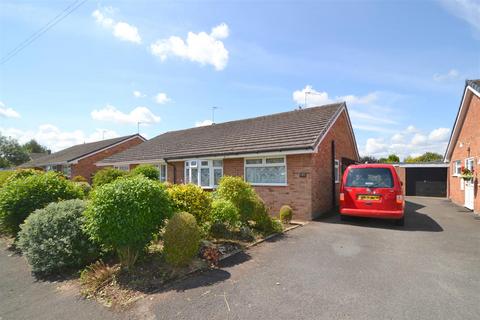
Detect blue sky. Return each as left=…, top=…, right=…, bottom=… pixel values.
left=0, top=0, right=479, bottom=158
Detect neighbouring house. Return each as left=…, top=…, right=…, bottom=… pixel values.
left=97, top=103, right=359, bottom=220
left=444, top=79, right=480, bottom=213
left=20, top=134, right=145, bottom=183
left=393, top=162, right=448, bottom=197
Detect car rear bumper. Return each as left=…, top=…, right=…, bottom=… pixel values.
left=340, top=208, right=404, bottom=219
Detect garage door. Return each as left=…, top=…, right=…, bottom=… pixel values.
left=405, top=168, right=447, bottom=197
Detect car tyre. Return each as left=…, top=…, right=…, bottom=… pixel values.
left=395, top=216, right=405, bottom=226
left=340, top=214, right=347, bottom=221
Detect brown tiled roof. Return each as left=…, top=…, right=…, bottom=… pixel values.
left=99, top=103, right=350, bottom=164
left=21, top=134, right=143, bottom=167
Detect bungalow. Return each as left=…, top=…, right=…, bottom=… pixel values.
left=444, top=79, right=480, bottom=213
left=20, top=134, right=145, bottom=183
left=98, top=103, right=359, bottom=220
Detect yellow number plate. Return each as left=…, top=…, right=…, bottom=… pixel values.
left=358, top=195, right=381, bottom=201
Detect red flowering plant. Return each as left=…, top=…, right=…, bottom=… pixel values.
left=461, top=166, right=474, bottom=181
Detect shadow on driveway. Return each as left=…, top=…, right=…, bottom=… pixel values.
left=318, top=200, right=443, bottom=232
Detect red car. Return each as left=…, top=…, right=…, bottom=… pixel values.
left=339, top=164, right=405, bottom=226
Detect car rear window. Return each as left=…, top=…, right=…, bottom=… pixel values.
left=345, top=168, right=394, bottom=188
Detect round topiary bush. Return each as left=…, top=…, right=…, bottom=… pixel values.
left=0, top=171, right=84, bottom=235
left=279, top=205, right=293, bottom=223
left=167, top=184, right=212, bottom=224
left=72, top=175, right=88, bottom=183
left=92, top=168, right=126, bottom=187
left=130, top=164, right=160, bottom=180
left=252, top=196, right=283, bottom=235
left=216, top=176, right=256, bottom=222
left=163, top=212, right=201, bottom=267
left=210, top=199, right=240, bottom=226
left=83, top=176, right=173, bottom=268
left=17, top=199, right=99, bottom=275
left=75, top=182, right=92, bottom=197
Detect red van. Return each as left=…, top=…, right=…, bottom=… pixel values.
left=339, top=164, right=405, bottom=226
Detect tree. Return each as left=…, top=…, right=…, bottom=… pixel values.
left=404, top=152, right=443, bottom=163
left=359, top=156, right=378, bottom=164
left=0, top=134, right=30, bottom=168
left=23, top=139, right=49, bottom=154
left=379, top=154, right=400, bottom=163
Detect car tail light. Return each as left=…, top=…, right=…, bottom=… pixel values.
left=396, top=195, right=404, bottom=204
left=340, top=193, right=345, bottom=201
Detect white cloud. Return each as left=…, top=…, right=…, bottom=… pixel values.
left=292, top=85, right=379, bottom=107
left=195, top=120, right=213, bottom=127
left=91, top=105, right=160, bottom=124
left=154, top=92, right=171, bottom=104
left=0, top=102, right=20, bottom=118
left=411, top=133, right=428, bottom=146
left=406, top=125, right=418, bottom=133
left=433, top=69, right=460, bottom=81
left=0, top=125, right=119, bottom=152
left=133, top=90, right=145, bottom=98
left=440, top=0, right=480, bottom=32
left=365, top=138, right=388, bottom=154
left=428, top=127, right=450, bottom=141
left=150, top=23, right=229, bottom=70
left=92, top=7, right=141, bottom=44
left=391, top=133, right=405, bottom=143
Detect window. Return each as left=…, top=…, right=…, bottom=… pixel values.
left=453, top=160, right=462, bottom=176
left=244, top=156, right=286, bottom=185
left=62, top=165, right=72, bottom=178
left=345, top=168, right=393, bottom=188
left=154, top=164, right=167, bottom=182
left=334, top=159, right=340, bottom=183
left=114, top=165, right=129, bottom=171
left=185, top=159, right=223, bottom=188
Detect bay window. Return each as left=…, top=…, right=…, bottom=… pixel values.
left=245, top=156, right=286, bottom=185
left=155, top=164, right=167, bottom=182
left=185, top=159, right=223, bottom=188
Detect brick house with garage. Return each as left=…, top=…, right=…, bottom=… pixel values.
left=20, top=134, right=145, bottom=183
left=98, top=103, right=359, bottom=220
left=444, top=79, right=480, bottom=214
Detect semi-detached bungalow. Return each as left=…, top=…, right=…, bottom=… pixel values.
left=444, top=79, right=480, bottom=214
left=20, top=134, right=145, bottom=183
left=98, top=103, right=359, bottom=220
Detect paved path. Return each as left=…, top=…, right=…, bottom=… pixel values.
left=1, top=197, right=479, bottom=320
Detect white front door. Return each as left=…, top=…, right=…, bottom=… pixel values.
left=464, top=158, right=474, bottom=210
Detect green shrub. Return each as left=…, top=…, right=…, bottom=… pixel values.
left=130, top=164, right=160, bottom=180
left=17, top=200, right=99, bottom=275
left=252, top=196, right=283, bottom=235
left=210, top=199, right=240, bottom=226
left=92, top=168, right=126, bottom=187
left=75, top=182, right=92, bottom=197
left=216, top=176, right=256, bottom=222
left=0, top=171, right=14, bottom=188
left=0, top=171, right=84, bottom=235
left=72, top=175, right=88, bottom=183
left=4, top=168, right=42, bottom=184
left=83, top=176, right=173, bottom=268
left=279, top=205, right=293, bottom=223
left=163, top=212, right=201, bottom=267
left=167, top=184, right=212, bottom=224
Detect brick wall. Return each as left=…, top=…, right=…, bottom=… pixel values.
left=310, top=111, right=359, bottom=218
left=448, top=93, right=480, bottom=213
left=71, top=137, right=144, bottom=183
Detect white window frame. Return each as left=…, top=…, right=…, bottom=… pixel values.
left=114, top=165, right=130, bottom=171
left=184, top=159, right=223, bottom=189
left=154, top=164, right=168, bottom=182
left=453, top=160, right=462, bottom=176
left=62, top=165, right=72, bottom=179
left=334, top=159, right=340, bottom=183
left=465, top=157, right=474, bottom=171
left=244, top=156, right=287, bottom=186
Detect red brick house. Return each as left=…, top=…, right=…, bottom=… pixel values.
left=21, top=134, right=145, bottom=183
left=98, top=103, right=359, bottom=220
left=444, top=79, right=480, bottom=214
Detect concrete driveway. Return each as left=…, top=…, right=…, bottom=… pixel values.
left=1, top=197, right=479, bottom=320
